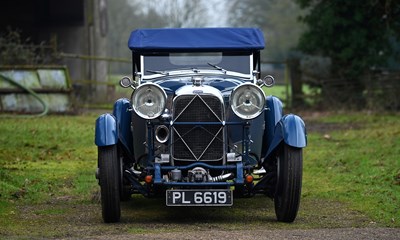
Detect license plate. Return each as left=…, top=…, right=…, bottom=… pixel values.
left=166, top=189, right=233, bottom=206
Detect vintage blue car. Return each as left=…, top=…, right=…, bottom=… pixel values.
left=95, top=28, right=307, bottom=223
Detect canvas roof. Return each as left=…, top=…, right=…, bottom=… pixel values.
left=128, top=28, right=265, bottom=53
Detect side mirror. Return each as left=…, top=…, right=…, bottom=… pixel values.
left=257, top=75, right=275, bottom=88
left=119, top=76, right=135, bottom=89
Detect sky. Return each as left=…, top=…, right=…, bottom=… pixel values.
left=130, top=0, right=230, bottom=27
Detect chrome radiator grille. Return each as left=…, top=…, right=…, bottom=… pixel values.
left=172, top=95, right=224, bottom=162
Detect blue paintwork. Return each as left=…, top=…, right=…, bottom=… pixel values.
left=156, top=78, right=242, bottom=93
left=113, top=99, right=134, bottom=156
left=261, top=96, right=283, bottom=157
left=281, top=114, right=307, bottom=147
left=235, top=162, right=244, bottom=184
left=154, top=163, right=162, bottom=184
left=156, top=80, right=185, bottom=92
left=264, top=114, right=307, bottom=162
left=95, top=113, right=118, bottom=147
left=209, top=80, right=241, bottom=91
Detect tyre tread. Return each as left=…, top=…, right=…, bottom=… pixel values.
left=275, top=144, right=303, bottom=222
left=99, top=145, right=121, bottom=223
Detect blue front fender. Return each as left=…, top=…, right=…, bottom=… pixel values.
left=113, top=98, right=134, bottom=156
left=264, top=114, right=307, bottom=161
left=95, top=113, right=118, bottom=147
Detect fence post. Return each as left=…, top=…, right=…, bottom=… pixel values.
left=284, top=61, right=290, bottom=109
left=287, top=57, right=303, bottom=108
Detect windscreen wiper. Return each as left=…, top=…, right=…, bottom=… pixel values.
left=207, top=63, right=227, bottom=74
left=146, top=70, right=169, bottom=76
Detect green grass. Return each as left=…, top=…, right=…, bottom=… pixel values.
left=0, top=115, right=97, bottom=205
left=0, top=111, right=399, bottom=238
left=263, top=83, right=318, bottom=107
left=303, top=113, right=400, bottom=226
left=263, top=84, right=288, bottom=100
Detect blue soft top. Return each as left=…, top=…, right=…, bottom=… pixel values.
left=128, top=28, right=265, bottom=53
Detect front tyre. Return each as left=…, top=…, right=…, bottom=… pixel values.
left=274, top=144, right=302, bottom=222
left=98, top=145, right=121, bottom=223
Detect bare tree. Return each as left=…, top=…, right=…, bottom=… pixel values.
left=107, top=0, right=218, bottom=72
left=228, top=0, right=306, bottom=61
left=144, top=0, right=209, bottom=28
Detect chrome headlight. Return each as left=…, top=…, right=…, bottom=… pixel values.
left=230, top=83, right=265, bottom=119
left=132, top=83, right=167, bottom=119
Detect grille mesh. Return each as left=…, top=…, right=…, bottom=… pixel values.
left=173, top=95, right=223, bottom=161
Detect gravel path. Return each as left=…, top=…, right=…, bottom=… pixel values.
left=84, top=228, right=400, bottom=240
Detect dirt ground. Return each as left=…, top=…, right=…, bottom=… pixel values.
left=107, top=228, right=400, bottom=240
left=2, top=192, right=399, bottom=239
